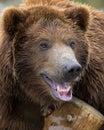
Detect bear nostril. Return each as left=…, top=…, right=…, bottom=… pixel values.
left=76, top=67, right=82, bottom=73
left=68, top=65, right=82, bottom=75
left=68, top=68, right=74, bottom=73
left=69, top=65, right=82, bottom=75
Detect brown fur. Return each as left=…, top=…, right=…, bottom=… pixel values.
left=0, top=0, right=104, bottom=130
left=21, top=0, right=104, bottom=115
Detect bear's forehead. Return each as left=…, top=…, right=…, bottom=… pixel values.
left=25, top=6, right=79, bottom=41
left=26, top=6, right=68, bottom=24
left=26, top=6, right=74, bottom=34
left=26, top=18, right=77, bottom=44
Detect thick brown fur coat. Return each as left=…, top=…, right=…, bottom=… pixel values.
left=23, top=0, right=104, bottom=116
left=0, top=0, right=104, bottom=130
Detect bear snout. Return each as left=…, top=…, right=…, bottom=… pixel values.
left=62, top=61, right=82, bottom=82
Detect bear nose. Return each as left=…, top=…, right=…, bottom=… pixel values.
left=62, top=62, right=82, bottom=82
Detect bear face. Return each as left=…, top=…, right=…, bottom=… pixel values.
left=1, top=6, right=89, bottom=105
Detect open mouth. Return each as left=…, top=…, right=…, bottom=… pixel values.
left=41, top=73, right=73, bottom=102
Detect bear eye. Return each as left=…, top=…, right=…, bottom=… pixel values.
left=68, top=40, right=76, bottom=49
left=39, top=41, right=50, bottom=51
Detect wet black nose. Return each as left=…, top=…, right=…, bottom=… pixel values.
left=62, top=62, right=82, bottom=82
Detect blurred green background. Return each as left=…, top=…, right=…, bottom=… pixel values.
left=0, top=0, right=104, bottom=13
left=75, top=0, right=104, bottom=9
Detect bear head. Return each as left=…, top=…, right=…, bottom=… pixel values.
left=1, top=5, right=89, bottom=106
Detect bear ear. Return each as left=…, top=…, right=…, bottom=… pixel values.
left=2, top=7, right=26, bottom=37
left=65, top=6, right=89, bottom=31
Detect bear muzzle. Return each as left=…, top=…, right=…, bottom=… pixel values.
left=40, top=61, right=82, bottom=102
left=40, top=49, right=82, bottom=102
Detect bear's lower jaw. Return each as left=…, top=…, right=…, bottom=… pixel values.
left=41, top=73, right=73, bottom=102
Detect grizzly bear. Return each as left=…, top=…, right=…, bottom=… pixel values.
left=0, top=0, right=104, bottom=129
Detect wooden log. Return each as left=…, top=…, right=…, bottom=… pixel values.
left=43, top=97, right=104, bottom=130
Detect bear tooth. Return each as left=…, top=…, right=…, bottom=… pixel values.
left=66, top=86, right=71, bottom=92
left=57, top=86, right=71, bottom=92
left=57, top=86, right=61, bottom=92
